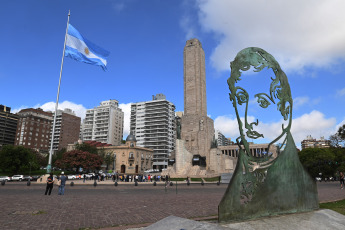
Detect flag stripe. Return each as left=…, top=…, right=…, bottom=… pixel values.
left=64, top=24, right=110, bottom=70
left=66, top=34, right=107, bottom=66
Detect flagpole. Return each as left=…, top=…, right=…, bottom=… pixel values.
left=47, top=10, right=70, bottom=174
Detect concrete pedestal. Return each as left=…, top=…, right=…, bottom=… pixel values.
left=143, top=209, right=345, bottom=230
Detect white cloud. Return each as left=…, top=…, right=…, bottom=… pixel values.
left=293, top=97, right=309, bottom=109
left=13, top=101, right=133, bottom=140
left=180, top=16, right=196, bottom=40
left=11, top=106, right=30, bottom=114
left=39, top=101, right=87, bottom=120
left=291, top=110, right=336, bottom=145
left=196, top=0, right=345, bottom=72
left=119, top=102, right=132, bottom=138
left=12, top=101, right=87, bottom=120
left=180, top=1, right=199, bottom=40
left=215, top=110, right=336, bottom=148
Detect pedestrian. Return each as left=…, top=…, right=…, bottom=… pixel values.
left=83, top=174, right=86, bottom=183
left=44, top=173, right=54, bottom=195
left=340, top=171, right=345, bottom=189
left=58, top=172, right=68, bottom=195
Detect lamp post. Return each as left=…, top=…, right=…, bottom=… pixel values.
left=29, top=162, right=32, bottom=181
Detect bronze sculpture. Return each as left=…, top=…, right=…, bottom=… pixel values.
left=218, top=47, right=318, bottom=222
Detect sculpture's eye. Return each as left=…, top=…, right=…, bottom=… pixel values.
left=255, top=94, right=271, bottom=108
left=236, top=90, right=248, bottom=105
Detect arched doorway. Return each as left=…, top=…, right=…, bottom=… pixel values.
left=135, top=165, right=138, bottom=173
left=121, top=165, right=126, bottom=173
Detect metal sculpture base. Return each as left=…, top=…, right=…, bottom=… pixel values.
left=218, top=133, right=318, bottom=222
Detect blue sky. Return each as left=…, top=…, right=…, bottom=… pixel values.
left=1, top=0, right=344, bottom=148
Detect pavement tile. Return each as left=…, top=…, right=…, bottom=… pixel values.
left=0, top=181, right=343, bottom=230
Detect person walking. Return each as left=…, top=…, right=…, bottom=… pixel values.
left=340, top=171, right=344, bottom=189
left=58, top=172, right=68, bottom=195
left=44, top=173, right=54, bottom=195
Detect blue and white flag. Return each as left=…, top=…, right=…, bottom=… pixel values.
left=65, top=24, right=110, bottom=70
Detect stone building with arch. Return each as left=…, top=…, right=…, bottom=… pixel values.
left=102, top=134, right=154, bottom=174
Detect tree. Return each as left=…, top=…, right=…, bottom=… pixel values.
left=338, top=124, right=345, bottom=139
left=333, top=147, right=345, bottom=173
left=52, top=148, right=66, bottom=165
left=298, top=148, right=335, bottom=178
left=34, top=151, right=47, bottom=168
left=54, top=150, right=103, bottom=173
left=0, top=145, right=41, bottom=174
left=329, top=134, right=343, bottom=147
left=104, top=153, right=114, bottom=170
left=329, top=124, right=345, bottom=147
left=75, top=143, right=98, bottom=155
left=97, top=148, right=114, bottom=171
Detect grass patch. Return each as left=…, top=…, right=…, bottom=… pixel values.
left=320, top=199, right=345, bottom=215
left=204, top=177, right=220, bottom=182
left=170, top=178, right=187, bottom=181
left=191, top=178, right=203, bottom=182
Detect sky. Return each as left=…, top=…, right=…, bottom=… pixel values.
left=1, top=0, right=345, bottom=149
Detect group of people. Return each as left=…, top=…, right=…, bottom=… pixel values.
left=44, top=172, right=67, bottom=195
left=114, top=174, right=168, bottom=183
left=44, top=172, right=170, bottom=195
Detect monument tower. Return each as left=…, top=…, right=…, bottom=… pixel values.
left=181, top=38, right=214, bottom=165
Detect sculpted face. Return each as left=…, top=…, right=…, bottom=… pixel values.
left=228, top=48, right=292, bottom=151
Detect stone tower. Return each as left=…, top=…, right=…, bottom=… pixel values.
left=181, top=38, right=214, bottom=164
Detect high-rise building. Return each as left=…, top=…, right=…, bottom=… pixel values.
left=83, top=100, right=124, bottom=146
left=215, top=130, right=232, bottom=146
left=15, top=108, right=53, bottom=153
left=50, top=108, right=81, bottom=152
left=0, top=105, right=19, bottom=148
left=181, top=38, right=215, bottom=161
left=301, top=135, right=331, bottom=149
left=130, top=94, right=176, bottom=170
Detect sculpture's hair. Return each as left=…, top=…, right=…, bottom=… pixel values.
left=228, top=47, right=293, bottom=126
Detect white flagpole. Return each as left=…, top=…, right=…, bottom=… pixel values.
left=47, top=10, right=70, bottom=174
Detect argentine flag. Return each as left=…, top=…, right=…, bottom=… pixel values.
left=65, top=24, right=110, bottom=70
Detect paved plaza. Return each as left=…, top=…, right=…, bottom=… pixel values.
left=0, top=180, right=344, bottom=230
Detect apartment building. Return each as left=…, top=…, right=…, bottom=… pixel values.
left=83, top=100, right=124, bottom=146
left=15, top=108, right=53, bottom=153
left=130, top=94, right=176, bottom=170
left=215, top=130, right=232, bottom=146
left=301, top=135, right=331, bottom=149
left=50, top=108, right=81, bottom=152
left=0, top=105, right=19, bottom=148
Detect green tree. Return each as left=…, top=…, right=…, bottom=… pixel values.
left=75, top=143, right=98, bottom=155
left=298, top=148, right=336, bottom=178
left=329, top=124, right=345, bottom=147
left=54, top=150, right=103, bottom=173
left=52, top=148, right=66, bottom=165
left=333, top=147, right=345, bottom=172
left=97, top=148, right=114, bottom=170
left=104, top=153, right=114, bottom=170
left=338, top=124, right=345, bottom=140
left=0, top=145, right=41, bottom=174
